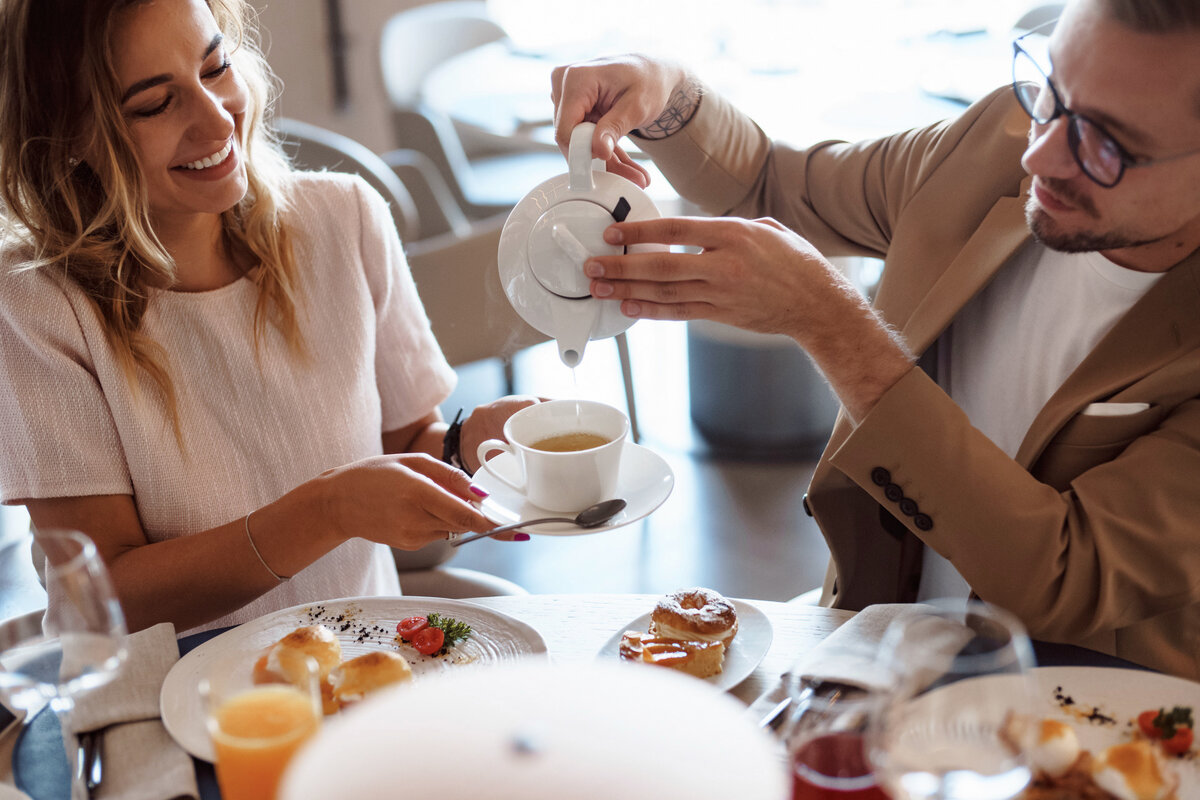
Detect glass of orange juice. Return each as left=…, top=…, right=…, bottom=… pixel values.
left=202, top=651, right=322, bottom=800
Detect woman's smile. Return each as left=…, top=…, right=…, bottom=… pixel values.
left=172, top=136, right=239, bottom=182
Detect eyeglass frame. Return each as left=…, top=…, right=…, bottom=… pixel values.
left=1011, top=23, right=1200, bottom=188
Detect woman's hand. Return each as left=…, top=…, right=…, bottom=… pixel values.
left=460, top=395, right=541, bottom=474
left=550, top=54, right=691, bottom=187
left=320, top=453, right=495, bottom=550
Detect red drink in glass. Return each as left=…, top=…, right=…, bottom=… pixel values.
left=791, top=731, right=890, bottom=800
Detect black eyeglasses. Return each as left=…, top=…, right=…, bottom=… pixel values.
left=1011, top=27, right=1200, bottom=188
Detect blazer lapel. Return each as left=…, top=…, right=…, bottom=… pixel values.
left=1015, top=249, right=1200, bottom=466
left=895, top=187, right=1032, bottom=355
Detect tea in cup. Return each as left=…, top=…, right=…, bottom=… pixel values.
left=476, top=399, right=628, bottom=512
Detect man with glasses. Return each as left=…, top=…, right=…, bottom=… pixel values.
left=551, top=0, right=1200, bottom=679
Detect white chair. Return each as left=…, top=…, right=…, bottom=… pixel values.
left=377, top=1, right=567, bottom=218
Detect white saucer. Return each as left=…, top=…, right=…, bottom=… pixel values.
left=474, top=442, right=673, bottom=535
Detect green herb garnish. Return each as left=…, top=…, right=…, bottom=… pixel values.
left=1153, top=706, right=1194, bottom=738
left=426, top=612, right=473, bottom=649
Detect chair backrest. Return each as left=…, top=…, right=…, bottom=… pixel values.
left=275, top=117, right=420, bottom=242
left=379, top=0, right=507, bottom=108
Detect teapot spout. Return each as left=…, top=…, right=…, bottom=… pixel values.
left=557, top=339, right=586, bottom=368
left=551, top=300, right=601, bottom=368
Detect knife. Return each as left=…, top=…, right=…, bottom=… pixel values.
left=77, top=729, right=103, bottom=797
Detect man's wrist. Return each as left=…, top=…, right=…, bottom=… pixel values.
left=633, top=78, right=704, bottom=140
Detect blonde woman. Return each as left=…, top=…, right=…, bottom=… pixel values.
left=0, top=0, right=532, bottom=634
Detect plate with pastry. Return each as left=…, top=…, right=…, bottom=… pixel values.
left=160, top=596, right=547, bottom=761
left=920, top=666, right=1199, bottom=800
left=596, top=587, right=773, bottom=692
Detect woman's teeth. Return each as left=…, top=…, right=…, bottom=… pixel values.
left=180, top=140, right=233, bottom=170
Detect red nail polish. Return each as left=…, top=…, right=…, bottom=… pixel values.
left=514, top=533, right=530, bottom=541
left=469, top=485, right=489, bottom=498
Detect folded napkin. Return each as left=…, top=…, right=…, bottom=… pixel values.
left=746, top=603, right=920, bottom=729
left=63, top=623, right=198, bottom=800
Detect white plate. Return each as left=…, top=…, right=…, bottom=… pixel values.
left=160, top=596, right=548, bottom=762
left=1029, top=666, right=1200, bottom=796
left=474, top=442, right=674, bottom=534
left=911, top=666, right=1200, bottom=796
left=596, top=599, right=773, bottom=692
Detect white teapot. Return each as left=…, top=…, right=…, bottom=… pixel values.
left=497, top=122, right=665, bottom=367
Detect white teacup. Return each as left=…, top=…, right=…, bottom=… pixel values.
left=476, top=400, right=628, bottom=512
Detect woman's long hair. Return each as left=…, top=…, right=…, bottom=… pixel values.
left=0, top=0, right=303, bottom=433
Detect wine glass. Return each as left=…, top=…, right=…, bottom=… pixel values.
left=866, top=599, right=1037, bottom=800
left=0, top=529, right=127, bottom=721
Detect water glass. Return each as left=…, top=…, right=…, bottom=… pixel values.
left=0, top=530, right=127, bottom=716
left=867, top=599, right=1036, bottom=800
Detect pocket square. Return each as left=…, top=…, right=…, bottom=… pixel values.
left=1081, top=402, right=1151, bottom=417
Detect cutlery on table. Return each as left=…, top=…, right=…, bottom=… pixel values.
left=451, top=498, right=626, bottom=547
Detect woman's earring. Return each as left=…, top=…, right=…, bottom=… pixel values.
left=68, top=157, right=80, bottom=168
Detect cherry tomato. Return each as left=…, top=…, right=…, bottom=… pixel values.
left=1162, top=726, right=1194, bottom=756
left=397, top=616, right=428, bottom=641
left=412, top=626, right=445, bottom=656
left=1138, top=710, right=1162, bottom=738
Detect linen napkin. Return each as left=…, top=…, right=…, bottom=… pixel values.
left=746, top=603, right=919, bottom=729
left=63, top=623, right=198, bottom=800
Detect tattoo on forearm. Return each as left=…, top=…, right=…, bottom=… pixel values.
left=635, top=79, right=703, bottom=140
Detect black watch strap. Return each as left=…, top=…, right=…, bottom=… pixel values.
left=442, top=408, right=471, bottom=475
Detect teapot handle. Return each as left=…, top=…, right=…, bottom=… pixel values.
left=567, top=122, right=597, bottom=193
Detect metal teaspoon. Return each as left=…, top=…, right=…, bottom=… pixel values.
left=450, top=498, right=627, bottom=547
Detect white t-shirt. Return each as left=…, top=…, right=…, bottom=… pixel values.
left=917, top=243, right=1164, bottom=601
left=0, top=172, right=457, bottom=633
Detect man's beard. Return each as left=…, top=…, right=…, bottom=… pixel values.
left=1025, top=179, right=1162, bottom=252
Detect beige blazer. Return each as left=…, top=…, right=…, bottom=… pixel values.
left=640, top=86, right=1200, bottom=679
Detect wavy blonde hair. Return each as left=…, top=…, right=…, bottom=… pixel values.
left=0, top=0, right=302, bottom=434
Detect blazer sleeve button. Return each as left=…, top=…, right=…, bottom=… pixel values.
left=884, top=483, right=904, bottom=502
left=899, top=497, right=919, bottom=516
left=914, top=513, right=934, bottom=531
left=871, top=467, right=891, bottom=486
left=802, top=493, right=814, bottom=517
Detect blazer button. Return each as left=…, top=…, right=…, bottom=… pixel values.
left=884, top=483, right=903, bottom=503
left=899, top=497, right=919, bottom=516
left=802, top=493, right=813, bottom=517
left=914, top=513, right=934, bottom=531
left=871, top=467, right=891, bottom=486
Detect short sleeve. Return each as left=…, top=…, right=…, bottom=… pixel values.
left=351, top=179, right=456, bottom=431
left=0, top=261, right=132, bottom=503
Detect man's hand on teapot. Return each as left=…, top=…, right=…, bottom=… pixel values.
left=550, top=54, right=689, bottom=187
left=583, top=217, right=861, bottom=343
left=460, top=395, right=543, bottom=475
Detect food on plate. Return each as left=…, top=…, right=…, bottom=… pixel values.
left=329, top=651, right=413, bottom=709
left=1091, top=740, right=1179, bottom=800
left=618, top=630, right=726, bottom=679
left=1136, top=707, right=1194, bottom=756
left=394, top=612, right=473, bottom=657
left=649, top=587, right=739, bottom=646
left=252, top=625, right=342, bottom=686
left=1005, top=714, right=1082, bottom=779
left=1007, top=714, right=1182, bottom=800
left=617, top=588, right=739, bottom=679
